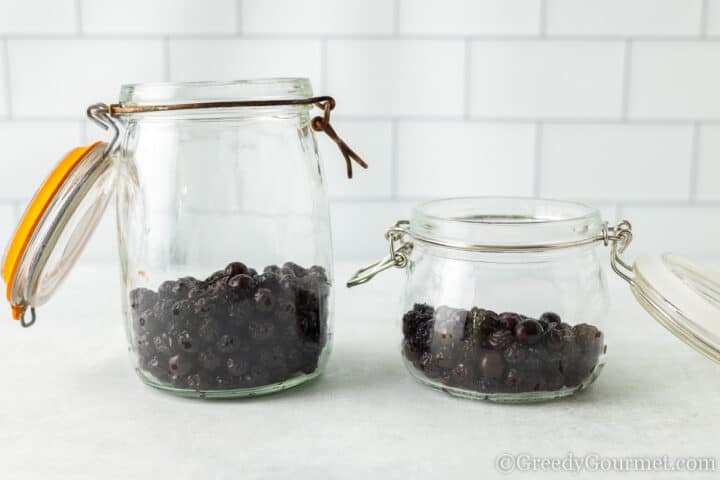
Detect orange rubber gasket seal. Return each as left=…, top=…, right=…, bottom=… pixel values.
left=2, top=141, right=102, bottom=320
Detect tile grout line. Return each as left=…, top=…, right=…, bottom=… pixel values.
left=4, top=33, right=720, bottom=41
left=621, top=40, right=633, bottom=120
left=2, top=37, right=12, bottom=119
left=390, top=120, right=399, bottom=200
left=236, top=0, right=243, bottom=35
left=320, top=37, right=328, bottom=92
left=689, top=122, right=701, bottom=203
left=75, top=0, right=83, bottom=34
left=393, top=0, right=400, bottom=36
left=463, top=39, right=471, bottom=120
left=163, top=37, right=171, bottom=82
left=533, top=122, right=543, bottom=196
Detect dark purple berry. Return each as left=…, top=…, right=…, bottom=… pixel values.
left=277, top=300, right=297, bottom=321
left=224, top=262, right=248, bottom=277
left=264, top=265, right=281, bottom=275
left=216, top=334, right=241, bottom=354
left=206, top=270, right=225, bottom=283
left=177, top=330, right=197, bottom=352
left=130, top=288, right=158, bottom=311
left=198, top=318, right=218, bottom=343
left=186, top=372, right=210, bottom=391
left=414, top=303, right=434, bottom=316
left=137, top=309, right=155, bottom=330
left=136, top=333, right=153, bottom=356
left=255, top=272, right=279, bottom=290
left=514, top=319, right=544, bottom=345
left=479, top=351, right=505, bottom=380
left=498, top=312, right=522, bottom=331
left=540, top=312, right=562, bottom=324
left=282, top=262, right=306, bottom=277
left=192, top=296, right=217, bottom=317
left=228, top=274, right=255, bottom=291
left=199, top=350, right=221, bottom=371
left=254, top=288, right=274, bottom=312
left=214, top=375, right=234, bottom=389
left=259, top=347, right=286, bottom=370
left=487, top=330, right=513, bottom=350
left=152, top=333, right=173, bottom=356
left=158, top=280, right=179, bottom=298
left=248, top=319, right=275, bottom=342
left=226, top=354, right=250, bottom=376
left=242, top=365, right=270, bottom=387
left=168, top=354, right=193, bottom=377
left=574, top=323, right=603, bottom=352
left=503, top=342, right=527, bottom=365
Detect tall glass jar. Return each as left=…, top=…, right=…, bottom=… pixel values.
left=3, top=78, right=368, bottom=399
left=350, top=197, right=611, bottom=402
left=115, top=79, right=336, bottom=397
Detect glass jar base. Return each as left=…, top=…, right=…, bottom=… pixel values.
left=405, top=359, right=605, bottom=403
left=136, top=368, right=322, bottom=399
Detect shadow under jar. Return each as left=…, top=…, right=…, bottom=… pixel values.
left=349, top=197, right=613, bottom=402
left=3, top=77, right=368, bottom=399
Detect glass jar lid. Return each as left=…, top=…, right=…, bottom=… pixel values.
left=2, top=140, right=115, bottom=326
left=628, top=253, right=720, bottom=363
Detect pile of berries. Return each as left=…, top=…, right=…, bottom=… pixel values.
left=129, top=261, right=329, bottom=391
left=402, top=304, right=605, bottom=394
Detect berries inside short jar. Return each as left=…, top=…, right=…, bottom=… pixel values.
left=402, top=304, right=605, bottom=395
left=129, top=261, right=329, bottom=392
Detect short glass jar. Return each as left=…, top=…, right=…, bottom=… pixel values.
left=3, top=78, right=366, bottom=398
left=350, top=197, right=617, bottom=402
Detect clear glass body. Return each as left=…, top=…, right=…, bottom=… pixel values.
left=399, top=198, right=609, bottom=402
left=115, top=79, right=333, bottom=398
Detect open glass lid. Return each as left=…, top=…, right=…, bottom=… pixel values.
left=2, top=130, right=116, bottom=327
left=609, top=222, right=720, bottom=363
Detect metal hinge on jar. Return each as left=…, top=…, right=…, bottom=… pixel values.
left=346, top=220, right=413, bottom=287
left=347, top=220, right=635, bottom=288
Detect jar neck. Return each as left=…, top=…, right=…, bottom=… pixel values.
left=409, top=197, right=605, bottom=251
left=119, top=78, right=314, bottom=105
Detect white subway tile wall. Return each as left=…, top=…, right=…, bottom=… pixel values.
left=81, top=0, right=237, bottom=35
left=545, top=0, right=704, bottom=37
left=397, top=122, right=536, bottom=197
left=398, top=0, right=542, bottom=35
left=470, top=41, right=625, bottom=118
left=0, top=0, right=717, bottom=262
left=697, top=126, right=720, bottom=202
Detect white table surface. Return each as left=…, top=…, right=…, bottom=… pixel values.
left=1, top=262, right=719, bottom=480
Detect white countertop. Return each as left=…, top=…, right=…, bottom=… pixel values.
left=1, top=262, right=718, bottom=479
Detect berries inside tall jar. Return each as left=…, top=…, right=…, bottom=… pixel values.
left=129, top=261, right=330, bottom=393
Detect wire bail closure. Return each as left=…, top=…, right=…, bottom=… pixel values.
left=347, top=219, right=636, bottom=288
left=105, top=95, right=367, bottom=179
left=347, top=221, right=413, bottom=287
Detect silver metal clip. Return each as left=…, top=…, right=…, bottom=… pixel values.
left=87, top=103, right=122, bottom=154
left=607, top=220, right=636, bottom=286
left=347, top=220, right=412, bottom=287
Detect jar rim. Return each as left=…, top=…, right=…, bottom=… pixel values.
left=119, top=78, right=314, bottom=107
left=410, top=196, right=605, bottom=250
